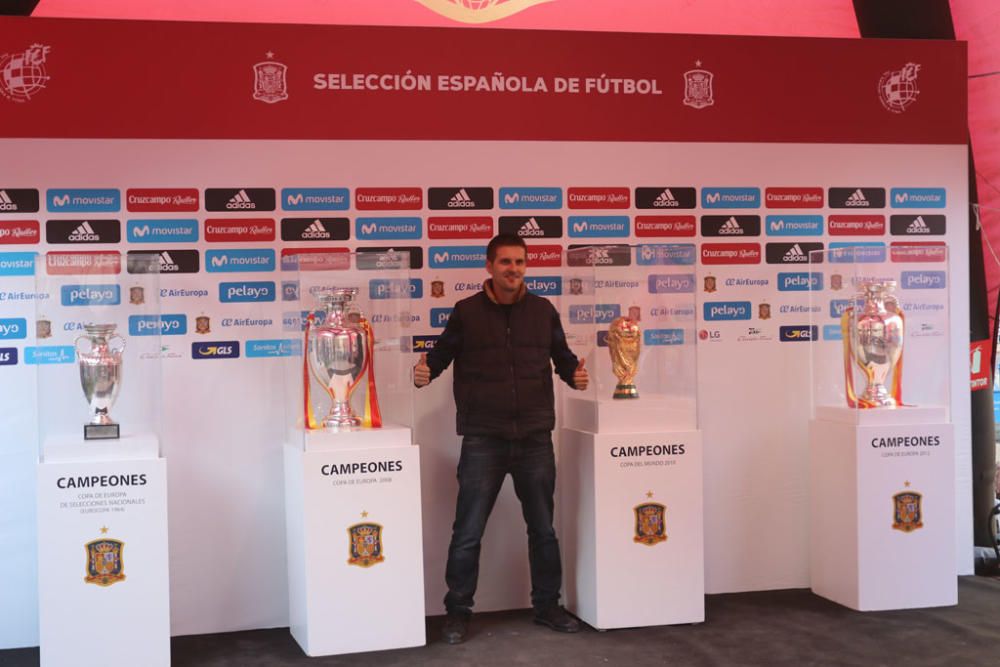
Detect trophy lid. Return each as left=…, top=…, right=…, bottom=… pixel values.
left=83, top=323, right=117, bottom=337
left=859, top=279, right=897, bottom=294
left=316, top=287, right=358, bottom=304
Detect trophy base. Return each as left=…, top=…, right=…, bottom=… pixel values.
left=84, top=423, right=120, bottom=440
left=612, top=384, right=639, bottom=400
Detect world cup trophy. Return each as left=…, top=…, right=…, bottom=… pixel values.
left=607, top=314, right=641, bottom=399
left=842, top=280, right=905, bottom=408
left=75, top=323, right=125, bottom=439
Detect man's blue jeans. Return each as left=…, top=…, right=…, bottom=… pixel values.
left=443, top=432, right=562, bottom=614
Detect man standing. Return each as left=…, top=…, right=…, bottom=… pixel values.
left=414, top=234, right=588, bottom=644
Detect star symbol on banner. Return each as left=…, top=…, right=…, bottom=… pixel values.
left=266, top=51, right=275, bottom=59
left=100, top=526, right=109, bottom=534
left=361, top=510, right=369, bottom=518
left=646, top=490, right=654, bottom=499
left=904, top=481, right=911, bottom=487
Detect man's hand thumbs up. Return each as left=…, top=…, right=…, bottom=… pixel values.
left=573, top=356, right=589, bottom=391
left=414, top=352, right=431, bottom=388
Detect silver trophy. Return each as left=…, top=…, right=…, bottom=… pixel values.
left=849, top=281, right=904, bottom=408
left=307, top=288, right=369, bottom=429
left=75, top=323, right=125, bottom=439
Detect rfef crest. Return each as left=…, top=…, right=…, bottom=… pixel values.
left=879, top=62, right=920, bottom=113
left=253, top=55, right=288, bottom=104
left=347, top=522, right=385, bottom=567
left=683, top=64, right=714, bottom=110
left=84, top=538, right=126, bottom=586
left=0, top=44, right=51, bottom=103
left=633, top=502, right=667, bottom=546
left=892, top=490, right=923, bottom=532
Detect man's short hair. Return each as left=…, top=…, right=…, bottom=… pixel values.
left=486, top=234, right=528, bottom=262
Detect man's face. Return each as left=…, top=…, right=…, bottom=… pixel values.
left=486, top=245, right=527, bottom=295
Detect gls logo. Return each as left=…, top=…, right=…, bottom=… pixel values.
left=779, top=325, right=818, bottom=342
left=0, top=347, right=17, bottom=365
left=192, top=341, right=240, bottom=359
left=61, top=284, right=120, bottom=306
left=127, top=219, right=199, bottom=243
left=703, top=301, right=751, bottom=321
left=129, top=314, right=187, bottom=336
left=0, top=318, right=27, bottom=339
left=412, top=335, right=438, bottom=352
left=204, top=188, right=276, bottom=211
left=219, top=281, right=276, bottom=302
left=428, top=187, right=494, bottom=210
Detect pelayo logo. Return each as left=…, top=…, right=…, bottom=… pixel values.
left=569, top=304, right=621, bottom=325
left=129, top=314, right=187, bottom=336
left=0, top=317, right=27, bottom=339
left=370, top=278, right=423, bottom=300
left=430, top=307, right=453, bottom=328
left=648, top=274, right=695, bottom=294
left=703, top=301, right=751, bottom=321
left=525, top=276, right=561, bottom=296
left=219, top=281, right=276, bottom=302
left=901, top=271, right=946, bottom=289
left=777, top=272, right=823, bottom=291
left=61, top=284, right=120, bottom=306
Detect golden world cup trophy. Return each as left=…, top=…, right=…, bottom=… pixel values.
left=607, top=314, right=641, bottom=399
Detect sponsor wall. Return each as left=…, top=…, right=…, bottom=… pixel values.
left=0, top=18, right=969, bottom=646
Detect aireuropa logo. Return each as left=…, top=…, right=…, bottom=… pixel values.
left=890, top=215, right=945, bottom=236
left=777, top=272, right=823, bottom=291
left=890, top=188, right=946, bottom=209
left=412, top=335, right=437, bottom=352
left=828, top=188, right=886, bottom=209
left=0, top=220, right=40, bottom=244
left=129, top=314, right=187, bottom=336
left=355, top=217, right=422, bottom=241
left=779, top=325, right=817, bottom=342
left=827, top=215, right=886, bottom=236
left=428, top=217, right=493, bottom=239
left=0, top=189, right=39, bottom=212
left=60, top=284, right=120, bottom=306
left=429, top=187, right=494, bottom=210
left=127, top=219, right=199, bottom=243
left=634, top=216, right=697, bottom=237
left=0, top=317, right=27, bottom=339
left=567, top=244, right=630, bottom=267
left=829, top=299, right=851, bottom=318
left=25, top=345, right=74, bottom=364
left=0, top=251, right=35, bottom=275
left=637, top=244, right=696, bottom=266
left=430, top=307, right=453, bottom=328
left=125, top=188, right=199, bottom=212
left=828, top=242, right=886, bottom=263
left=204, top=188, right=276, bottom=212
left=525, top=276, right=561, bottom=296
left=46, top=189, right=120, bottom=213
left=370, top=278, right=423, bottom=300
left=46, top=220, right=121, bottom=244
left=644, top=329, right=685, bottom=345
left=569, top=304, right=621, bottom=325
left=765, top=242, right=824, bottom=265
left=766, top=216, right=823, bottom=236
left=281, top=218, right=350, bottom=242
left=635, top=187, right=697, bottom=209
left=703, top=301, right=751, bottom=321
left=126, top=249, right=199, bottom=274
left=764, top=187, right=823, bottom=209
left=356, top=246, right=423, bottom=270
left=0, top=347, right=17, bottom=365
left=192, top=341, right=240, bottom=360
left=701, top=187, right=760, bottom=209
left=429, top=246, right=487, bottom=269
left=499, top=187, right=562, bottom=209
left=281, top=188, right=349, bottom=211
left=568, top=216, right=629, bottom=238
left=246, top=339, right=301, bottom=358
left=701, top=215, right=761, bottom=237
left=901, top=271, right=946, bottom=289
left=219, top=281, right=276, bottom=302
left=498, top=216, right=562, bottom=238
left=648, top=274, right=695, bottom=294
left=206, top=249, right=275, bottom=273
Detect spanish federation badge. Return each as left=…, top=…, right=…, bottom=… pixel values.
left=348, top=519, right=385, bottom=567
left=683, top=62, right=714, bottom=110
left=253, top=53, right=288, bottom=104
left=84, top=528, right=126, bottom=586
left=634, top=493, right=667, bottom=546
left=892, top=483, right=923, bottom=533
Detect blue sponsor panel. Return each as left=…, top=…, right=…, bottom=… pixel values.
left=0, top=318, right=27, bottom=339
left=205, top=249, right=276, bottom=273
left=127, top=219, right=199, bottom=243
left=703, top=301, right=752, bottom=321
left=828, top=242, right=886, bottom=263
left=567, top=216, right=630, bottom=238
left=644, top=328, right=685, bottom=345
left=901, top=270, right=947, bottom=289
left=430, top=307, right=453, bottom=328
left=777, top=272, right=823, bottom=291
left=569, top=304, right=622, bottom=325
left=648, top=274, right=695, bottom=294
left=25, top=346, right=75, bottom=364
left=636, top=244, right=696, bottom=266
left=779, top=325, right=818, bottom=342
left=246, top=339, right=302, bottom=357
left=830, top=299, right=851, bottom=318
left=61, top=284, right=121, bottom=306
left=356, top=217, right=423, bottom=240
left=219, top=281, right=276, bottom=302
left=823, top=324, right=843, bottom=341
left=765, top=215, right=824, bottom=236
left=701, top=187, right=761, bottom=209
left=0, top=347, right=17, bottom=365
left=192, top=341, right=241, bottom=360
left=47, top=188, right=121, bottom=212
left=525, top=276, right=561, bottom=296
left=499, top=187, right=562, bottom=209
left=282, top=188, right=350, bottom=211
left=890, top=188, right=946, bottom=208
left=370, top=278, right=423, bottom=300
left=129, top=314, right=187, bottom=336
left=0, top=252, right=35, bottom=276
left=412, top=335, right=438, bottom=352
left=428, top=245, right=487, bottom=268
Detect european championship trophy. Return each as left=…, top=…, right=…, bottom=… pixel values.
left=75, top=323, right=125, bottom=439
left=607, top=314, right=641, bottom=399
left=842, top=280, right=905, bottom=408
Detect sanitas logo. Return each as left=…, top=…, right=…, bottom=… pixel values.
left=779, top=325, right=817, bottom=342
left=25, top=346, right=75, bottom=364
left=568, top=216, right=629, bottom=238
left=246, top=339, right=301, bottom=358
left=206, top=249, right=275, bottom=273
left=355, top=217, right=422, bottom=240
left=703, top=301, right=751, bottom=321
left=61, top=284, right=120, bottom=306
left=429, top=245, right=487, bottom=268
left=127, top=219, right=199, bottom=243
left=192, top=341, right=240, bottom=359
left=644, top=329, right=684, bottom=345
left=220, top=281, right=275, bottom=302
left=129, top=314, right=187, bottom=336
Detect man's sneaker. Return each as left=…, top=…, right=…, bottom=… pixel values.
left=442, top=611, right=470, bottom=644
left=533, top=605, right=580, bottom=633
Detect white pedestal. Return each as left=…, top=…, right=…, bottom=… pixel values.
left=809, top=409, right=956, bottom=611
left=37, top=433, right=170, bottom=667
left=565, top=394, right=697, bottom=433
left=560, top=427, right=704, bottom=629
left=284, top=425, right=426, bottom=656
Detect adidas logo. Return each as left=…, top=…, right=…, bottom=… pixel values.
left=845, top=189, right=870, bottom=207
left=517, top=218, right=545, bottom=237
left=653, top=189, right=679, bottom=208
left=906, top=216, right=930, bottom=234
left=0, top=190, right=15, bottom=211
left=226, top=189, right=256, bottom=210
left=159, top=251, right=180, bottom=272
left=448, top=189, right=475, bottom=208
left=719, top=217, right=744, bottom=235
left=783, top=244, right=806, bottom=262
left=301, top=219, right=331, bottom=239
left=68, top=221, right=100, bottom=242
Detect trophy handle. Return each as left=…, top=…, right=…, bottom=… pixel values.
left=107, top=334, right=127, bottom=356
left=73, top=334, right=92, bottom=356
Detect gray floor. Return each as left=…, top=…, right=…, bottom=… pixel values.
left=4, top=577, right=999, bottom=666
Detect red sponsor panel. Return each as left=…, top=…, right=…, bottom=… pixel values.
left=126, top=188, right=199, bottom=212
left=889, top=241, right=947, bottom=262
left=700, top=243, right=762, bottom=265
left=634, top=215, right=696, bottom=237
left=281, top=247, right=350, bottom=271
left=204, top=218, right=275, bottom=242
left=827, top=215, right=886, bottom=236
left=567, top=188, right=630, bottom=209
left=0, top=220, right=40, bottom=244
left=526, top=244, right=563, bottom=267
left=764, top=187, right=824, bottom=208
left=971, top=340, right=991, bottom=391
left=355, top=188, right=422, bottom=211
left=45, top=251, right=121, bottom=275
left=428, top=216, right=494, bottom=239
